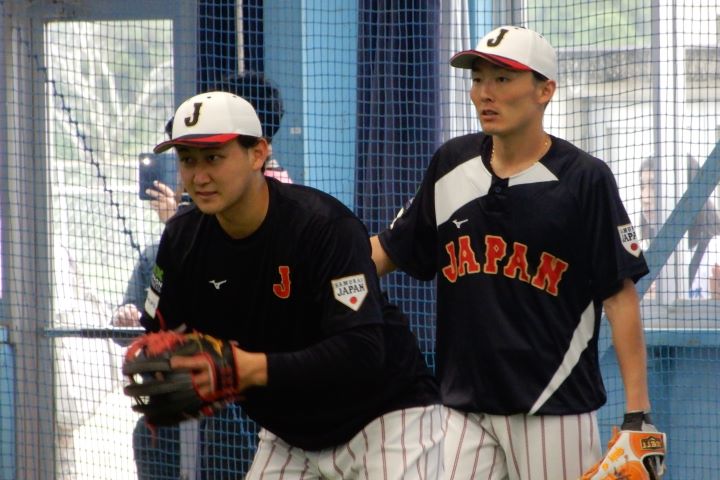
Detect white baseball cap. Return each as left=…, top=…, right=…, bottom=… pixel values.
left=154, top=91, right=263, bottom=153
left=450, top=26, right=557, bottom=82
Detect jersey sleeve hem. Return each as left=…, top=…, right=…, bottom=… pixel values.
left=378, top=230, right=436, bottom=281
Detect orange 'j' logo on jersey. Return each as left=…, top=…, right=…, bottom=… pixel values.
left=272, top=266, right=291, bottom=299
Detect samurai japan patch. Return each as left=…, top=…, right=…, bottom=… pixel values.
left=618, top=223, right=642, bottom=257
left=331, top=274, right=368, bottom=311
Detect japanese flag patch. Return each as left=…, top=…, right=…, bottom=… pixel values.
left=618, top=223, right=642, bottom=257
left=331, top=274, right=368, bottom=311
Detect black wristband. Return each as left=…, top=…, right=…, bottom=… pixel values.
left=622, top=410, right=653, bottom=430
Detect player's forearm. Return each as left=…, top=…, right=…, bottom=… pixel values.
left=614, top=333, right=650, bottom=412
left=370, top=235, right=397, bottom=276
left=265, top=324, right=385, bottom=390
left=604, top=279, right=652, bottom=412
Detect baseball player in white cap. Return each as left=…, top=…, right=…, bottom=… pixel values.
left=145, top=91, right=445, bottom=478
left=371, top=26, right=665, bottom=479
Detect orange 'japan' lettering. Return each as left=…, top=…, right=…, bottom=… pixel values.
left=441, top=236, right=481, bottom=282
left=503, top=242, right=531, bottom=282
left=484, top=235, right=506, bottom=274
left=457, top=236, right=481, bottom=276
left=441, top=234, right=568, bottom=295
left=530, top=252, right=568, bottom=296
left=442, top=242, right=459, bottom=282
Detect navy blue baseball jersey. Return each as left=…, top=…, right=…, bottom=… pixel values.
left=141, top=178, right=438, bottom=450
left=378, top=133, right=648, bottom=415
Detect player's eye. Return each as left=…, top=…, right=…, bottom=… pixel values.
left=178, top=156, right=195, bottom=165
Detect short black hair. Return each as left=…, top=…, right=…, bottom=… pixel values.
left=237, top=135, right=261, bottom=149
left=214, top=71, right=285, bottom=142
left=532, top=71, right=549, bottom=82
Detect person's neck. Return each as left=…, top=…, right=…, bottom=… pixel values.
left=216, top=176, right=270, bottom=239
left=490, top=131, right=551, bottom=178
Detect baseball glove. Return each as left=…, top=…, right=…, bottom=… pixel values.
left=580, top=412, right=666, bottom=480
left=122, top=330, right=242, bottom=426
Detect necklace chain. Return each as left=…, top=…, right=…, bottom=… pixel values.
left=491, top=136, right=550, bottom=167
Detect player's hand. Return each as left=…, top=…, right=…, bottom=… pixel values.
left=124, top=331, right=245, bottom=425
left=170, top=344, right=268, bottom=397
left=146, top=181, right=178, bottom=223
left=170, top=353, right=220, bottom=399
left=112, top=304, right=141, bottom=327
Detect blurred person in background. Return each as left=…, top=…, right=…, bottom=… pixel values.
left=638, top=155, right=720, bottom=299
left=54, top=245, right=118, bottom=479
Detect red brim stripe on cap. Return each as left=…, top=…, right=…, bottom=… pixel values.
left=450, top=50, right=532, bottom=71
left=153, top=133, right=240, bottom=154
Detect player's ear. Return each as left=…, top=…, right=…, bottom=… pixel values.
left=250, top=138, right=269, bottom=171
left=537, top=79, right=556, bottom=104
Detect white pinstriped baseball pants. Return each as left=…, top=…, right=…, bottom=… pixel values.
left=246, top=405, right=446, bottom=479
left=443, top=408, right=601, bottom=480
